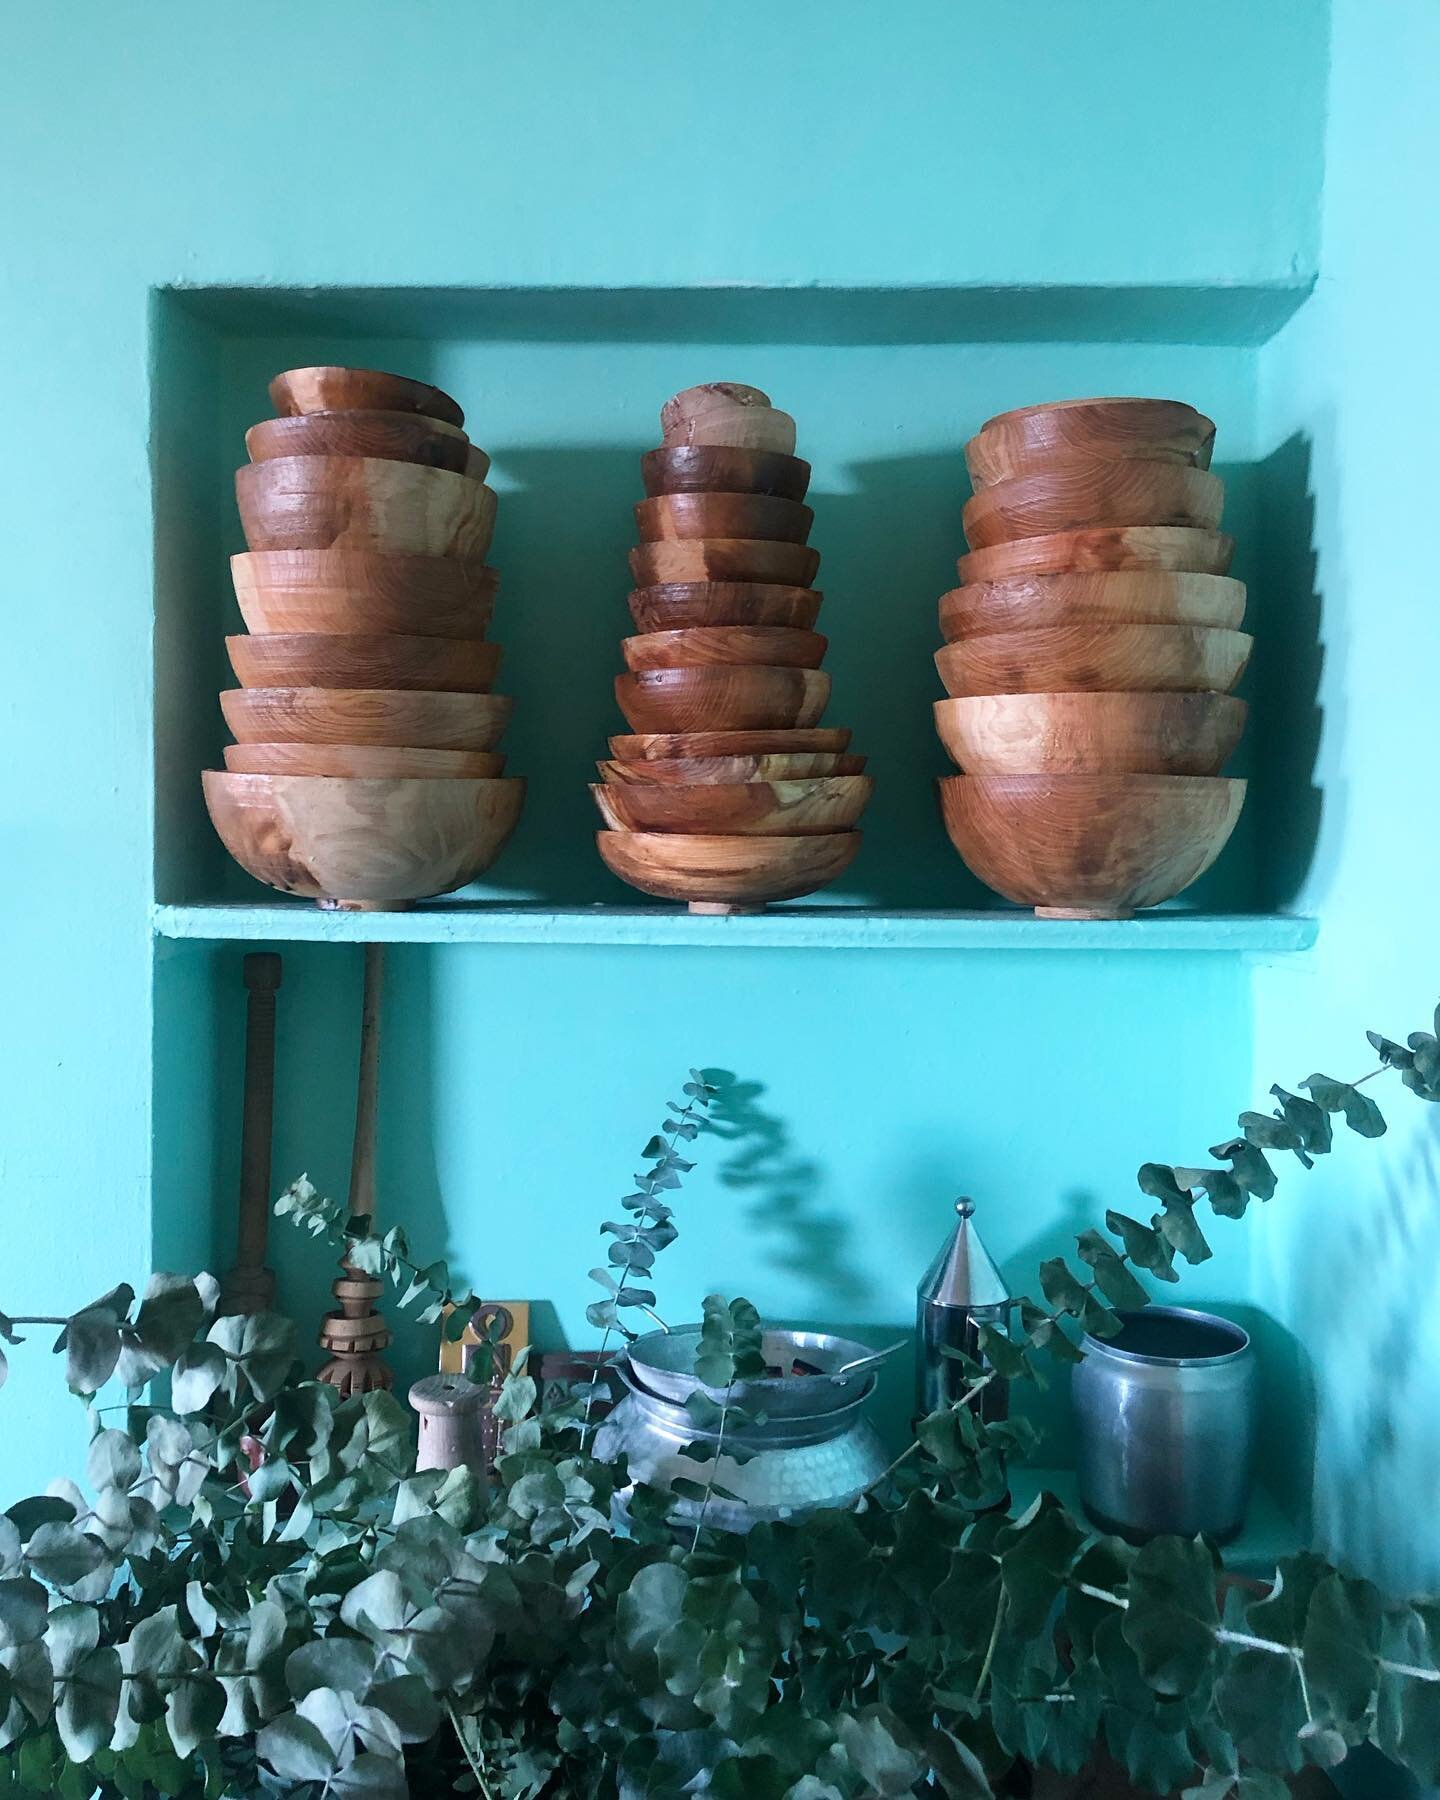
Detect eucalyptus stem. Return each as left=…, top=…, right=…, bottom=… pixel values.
left=690, top=1378, right=734, bottom=1551
left=445, top=1698, right=495, bottom=1800
left=972, top=1588, right=1009, bottom=1704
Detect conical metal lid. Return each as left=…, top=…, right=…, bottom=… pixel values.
left=918, top=1197, right=1010, bottom=1312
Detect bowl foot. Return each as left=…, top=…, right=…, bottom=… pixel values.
left=317, top=898, right=416, bottom=913
left=1034, top=905, right=1135, bottom=921
left=688, top=901, right=765, bottom=916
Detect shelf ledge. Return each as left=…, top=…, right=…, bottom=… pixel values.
left=152, top=903, right=1317, bottom=953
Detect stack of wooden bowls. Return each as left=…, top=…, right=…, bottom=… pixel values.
left=933, top=397, right=1252, bottom=919
left=203, top=366, right=524, bottom=911
left=594, top=383, right=873, bottom=913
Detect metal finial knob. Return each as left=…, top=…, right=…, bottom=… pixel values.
left=955, top=1197, right=975, bottom=1219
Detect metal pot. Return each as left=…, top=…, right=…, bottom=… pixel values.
left=626, top=1325, right=879, bottom=1417
left=1072, top=1306, right=1256, bottom=1543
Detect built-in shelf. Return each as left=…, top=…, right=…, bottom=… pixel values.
left=152, top=903, right=1318, bottom=953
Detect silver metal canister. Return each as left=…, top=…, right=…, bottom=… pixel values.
left=1072, top=1305, right=1256, bottom=1542
left=916, top=1198, right=1012, bottom=1421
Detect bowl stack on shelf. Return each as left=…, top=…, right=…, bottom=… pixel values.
left=932, top=397, right=1252, bottom=919
left=593, top=383, right=873, bottom=913
left=203, top=366, right=524, bottom=911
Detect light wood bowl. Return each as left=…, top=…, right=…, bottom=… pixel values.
left=597, top=829, right=860, bottom=911
left=246, top=411, right=477, bottom=475
left=225, top=743, right=505, bottom=778
left=611, top=727, right=851, bottom=760
left=641, top=446, right=810, bottom=500
left=660, top=384, right=797, bottom=454
left=269, top=366, right=464, bottom=428
left=934, top=692, right=1247, bottom=775
left=598, top=752, right=864, bottom=783
left=965, top=398, right=1215, bottom=489
left=939, top=571, right=1245, bottom=641
left=634, top=493, right=814, bottom=544
left=934, top=624, right=1252, bottom=697
left=962, top=464, right=1224, bottom=550
left=936, top=772, right=1245, bottom=918
left=231, top=550, right=498, bottom=639
left=236, top=457, right=497, bottom=560
left=621, top=626, right=826, bottom=671
left=593, top=775, right=872, bottom=836
left=616, top=667, right=830, bottom=733
left=629, top=582, right=821, bottom=633
left=221, top=687, right=513, bottom=750
left=957, top=526, right=1234, bottom=586
left=203, top=772, right=523, bottom=909
left=226, top=633, right=501, bottom=693
left=630, top=539, right=820, bottom=587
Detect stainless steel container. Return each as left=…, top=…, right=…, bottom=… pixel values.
left=916, top=1198, right=1012, bottom=1421
left=1072, top=1306, right=1256, bottom=1543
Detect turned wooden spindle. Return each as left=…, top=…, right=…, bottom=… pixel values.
left=220, top=952, right=282, bottom=1316
left=317, top=943, right=394, bottom=1395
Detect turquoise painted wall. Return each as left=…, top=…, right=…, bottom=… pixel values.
left=1, top=0, right=1328, bottom=1506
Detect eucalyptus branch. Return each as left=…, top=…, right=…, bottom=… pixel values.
left=445, top=1698, right=495, bottom=1800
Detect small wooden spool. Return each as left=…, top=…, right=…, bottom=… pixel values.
left=409, top=1374, right=490, bottom=1474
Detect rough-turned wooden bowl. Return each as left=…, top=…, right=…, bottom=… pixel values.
left=641, top=446, right=810, bottom=500
left=965, top=398, right=1216, bottom=489
left=630, top=538, right=821, bottom=587
left=634, top=493, right=814, bottom=545
left=597, top=829, right=860, bottom=911
left=222, top=687, right=513, bottom=750
left=592, top=775, right=873, bottom=837
left=268, top=366, right=465, bottom=429
left=598, top=752, right=863, bottom=783
left=962, top=464, right=1225, bottom=550
left=660, top=384, right=797, bottom=454
left=615, top=667, right=830, bottom=733
left=226, top=633, right=501, bottom=694
left=936, top=772, right=1245, bottom=919
left=236, top=457, right=497, bottom=560
left=610, top=728, right=851, bottom=760
left=621, top=626, right=826, bottom=671
left=225, top=743, right=505, bottom=778
left=934, top=692, right=1248, bottom=776
left=957, top=526, right=1234, bottom=586
left=934, top=624, right=1252, bottom=697
left=628, top=583, right=821, bottom=633
left=938, top=571, right=1245, bottom=641
left=231, top=550, right=498, bottom=639
left=203, top=772, right=523, bottom=909
left=246, top=411, right=476, bottom=475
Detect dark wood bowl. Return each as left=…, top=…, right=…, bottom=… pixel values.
left=934, top=692, right=1247, bottom=775
left=629, top=582, right=821, bottom=633
left=225, top=743, right=505, bottom=778
left=659, top=384, right=796, bottom=453
left=236, top=457, right=497, bottom=560
left=936, top=772, right=1245, bottom=918
left=597, top=829, right=860, bottom=910
left=957, top=526, right=1233, bottom=586
left=621, top=626, right=826, bottom=671
left=221, top=687, right=513, bottom=750
left=962, top=464, right=1224, bottom=550
left=615, top=667, right=830, bottom=733
left=938, top=571, right=1244, bottom=641
left=934, top=624, right=1252, bottom=697
left=246, top=411, right=477, bottom=475
left=598, top=752, right=864, bottom=783
left=630, top=538, right=821, bottom=587
left=592, top=775, right=873, bottom=836
left=965, top=398, right=1215, bottom=489
left=231, top=550, right=497, bottom=639
left=226, top=633, right=501, bottom=694
left=610, top=727, right=851, bottom=760
left=641, top=446, right=810, bottom=500
left=634, top=493, right=814, bottom=544
left=268, top=366, right=464, bottom=429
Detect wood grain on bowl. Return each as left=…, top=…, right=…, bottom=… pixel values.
left=268, top=366, right=465, bottom=429
left=630, top=538, right=820, bottom=587
left=236, top=457, right=497, bottom=560
left=957, top=526, right=1234, bottom=585
left=597, top=752, right=864, bottom=783
left=660, top=383, right=797, bottom=454
left=634, top=493, right=814, bottom=544
left=628, top=582, right=822, bottom=633
left=962, top=464, right=1224, bottom=550
left=597, top=829, right=860, bottom=910
left=221, top=687, right=513, bottom=750
left=938, top=571, right=1245, bottom=641
left=933, top=692, right=1247, bottom=776
left=641, top=445, right=810, bottom=500
left=965, top=397, right=1215, bottom=489
left=592, top=775, right=872, bottom=836
left=621, top=626, right=826, bottom=671
left=615, top=666, right=830, bottom=733
left=934, top=623, right=1252, bottom=697
left=224, top=743, right=505, bottom=778
left=226, top=633, right=502, bottom=693
left=231, top=550, right=498, bottom=640
left=610, top=727, right=852, bottom=760
left=246, top=411, right=473, bottom=474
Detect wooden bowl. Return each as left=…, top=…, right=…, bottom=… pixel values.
left=965, top=398, right=1215, bottom=488
left=225, top=743, right=504, bottom=778
left=246, top=411, right=475, bottom=475
left=934, top=692, right=1247, bottom=775
left=597, top=829, right=859, bottom=910
left=641, top=446, right=810, bottom=500
left=934, top=624, right=1252, bottom=697
left=962, top=464, right=1224, bottom=550
left=660, top=384, right=797, bottom=454
left=630, top=539, right=820, bottom=587
left=634, top=493, right=813, bottom=544
left=615, top=667, right=830, bottom=733
left=593, top=775, right=872, bottom=836
left=236, top=457, right=497, bottom=560
left=598, top=752, right=864, bottom=783
left=222, top=687, right=513, bottom=750
left=203, top=772, right=523, bottom=909
left=936, top=773, right=1245, bottom=918
left=621, top=627, right=826, bottom=671
left=958, top=526, right=1233, bottom=586
left=231, top=550, right=498, bottom=639
left=939, top=571, right=1245, bottom=641
left=269, top=366, right=464, bottom=428
left=611, top=728, right=851, bottom=760
left=226, top=633, right=501, bottom=693
left=629, top=583, right=821, bottom=633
